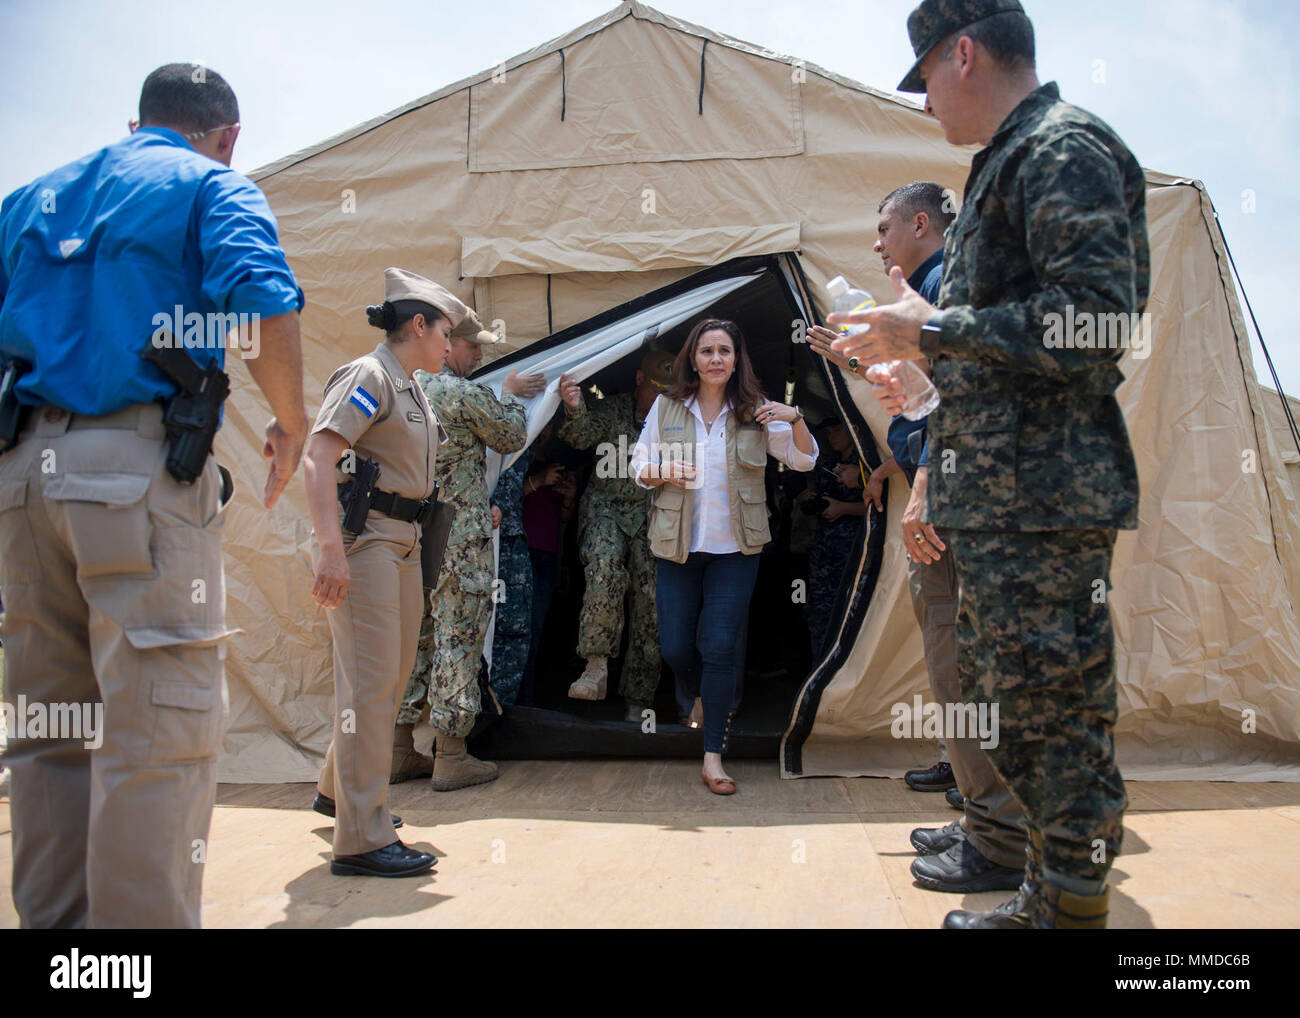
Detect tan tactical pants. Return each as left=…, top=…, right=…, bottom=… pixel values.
left=316, top=513, right=422, bottom=857
left=907, top=532, right=1027, bottom=871
left=0, top=404, right=232, bottom=928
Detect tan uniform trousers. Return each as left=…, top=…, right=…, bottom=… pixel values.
left=907, top=531, right=1027, bottom=871
left=0, top=404, right=232, bottom=928
left=316, top=512, right=423, bottom=857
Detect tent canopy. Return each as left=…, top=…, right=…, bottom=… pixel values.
left=215, top=1, right=1300, bottom=783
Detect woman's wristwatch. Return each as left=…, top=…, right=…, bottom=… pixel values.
left=791, top=405, right=804, bottom=424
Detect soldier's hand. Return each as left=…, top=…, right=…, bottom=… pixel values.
left=542, top=464, right=565, bottom=486
left=806, top=325, right=854, bottom=372
left=902, top=467, right=945, bottom=565
left=836, top=462, right=862, bottom=489
left=504, top=369, right=547, bottom=399
left=821, top=498, right=847, bottom=522
left=558, top=373, right=582, bottom=408
left=312, top=545, right=350, bottom=609
left=263, top=416, right=306, bottom=509
left=491, top=505, right=502, bottom=529
left=829, top=266, right=929, bottom=364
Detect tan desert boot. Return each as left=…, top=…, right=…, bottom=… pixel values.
left=431, top=735, right=499, bottom=791
left=390, top=723, right=435, bottom=784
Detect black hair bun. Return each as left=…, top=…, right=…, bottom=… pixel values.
left=365, top=301, right=396, bottom=330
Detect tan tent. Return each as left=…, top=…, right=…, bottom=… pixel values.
left=215, top=1, right=1300, bottom=783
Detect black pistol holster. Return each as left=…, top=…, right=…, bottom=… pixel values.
left=337, top=456, right=381, bottom=535
left=0, top=358, right=32, bottom=455
left=141, top=339, right=230, bottom=483
left=419, top=484, right=454, bottom=589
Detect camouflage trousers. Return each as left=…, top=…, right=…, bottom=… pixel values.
left=489, top=534, right=532, bottom=707
left=948, top=528, right=1125, bottom=886
left=577, top=510, right=660, bottom=705
left=397, top=537, right=493, bottom=738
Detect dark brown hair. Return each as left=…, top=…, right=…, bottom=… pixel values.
left=665, top=318, right=766, bottom=424
left=365, top=299, right=445, bottom=341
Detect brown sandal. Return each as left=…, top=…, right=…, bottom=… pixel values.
left=701, top=770, right=737, bottom=795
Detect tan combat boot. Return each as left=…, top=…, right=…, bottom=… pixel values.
left=390, top=723, right=435, bottom=784
left=431, top=735, right=499, bottom=791
left=567, top=657, right=608, bottom=700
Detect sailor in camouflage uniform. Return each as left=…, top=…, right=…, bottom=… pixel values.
left=833, top=0, right=1146, bottom=929
left=557, top=350, right=674, bottom=722
left=488, top=449, right=534, bottom=707
left=394, top=309, right=544, bottom=790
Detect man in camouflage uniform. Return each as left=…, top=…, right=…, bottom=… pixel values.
left=834, top=0, right=1146, bottom=929
left=488, top=448, right=533, bottom=707
left=393, top=309, right=543, bottom=790
left=557, top=350, right=674, bottom=723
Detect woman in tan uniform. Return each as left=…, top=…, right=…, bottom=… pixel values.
left=302, top=267, right=467, bottom=877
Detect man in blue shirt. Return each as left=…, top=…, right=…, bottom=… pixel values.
left=812, top=181, right=1028, bottom=896
left=0, top=64, right=306, bottom=928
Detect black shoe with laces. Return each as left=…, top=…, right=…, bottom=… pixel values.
left=904, top=760, right=956, bottom=792
left=330, top=841, right=435, bottom=877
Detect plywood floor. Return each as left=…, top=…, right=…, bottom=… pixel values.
left=1, top=761, right=1298, bottom=928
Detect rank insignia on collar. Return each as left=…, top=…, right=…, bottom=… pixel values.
left=407, top=411, right=424, bottom=423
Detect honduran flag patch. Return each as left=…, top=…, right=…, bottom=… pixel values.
left=350, top=386, right=378, bottom=417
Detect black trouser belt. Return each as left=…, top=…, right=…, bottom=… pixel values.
left=369, top=488, right=439, bottom=528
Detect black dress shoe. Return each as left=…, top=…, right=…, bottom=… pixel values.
left=313, top=793, right=403, bottom=829
left=331, top=840, right=436, bottom=877
left=946, top=787, right=965, bottom=811
left=911, top=837, right=1024, bottom=893
left=904, top=760, right=956, bottom=792
left=909, top=818, right=965, bottom=855
left=942, top=889, right=1035, bottom=929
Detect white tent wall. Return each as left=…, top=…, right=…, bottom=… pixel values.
left=214, top=1, right=1300, bottom=783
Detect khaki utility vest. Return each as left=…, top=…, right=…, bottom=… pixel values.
left=648, top=397, right=771, bottom=563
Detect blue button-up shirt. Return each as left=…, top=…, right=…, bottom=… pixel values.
left=886, top=248, right=943, bottom=481
left=0, top=127, right=303, bottom=415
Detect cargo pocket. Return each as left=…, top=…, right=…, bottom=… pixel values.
left=0, top=477, right=41, bottom=584
left=929, top=402, right=1020, bottom=521
left=736, top=425, right=767, bottom=470
left=44, top=470, right=155, bottom=580
left=737, top=485, right=771, bottom=546
left=650, top=485, right=685, bottom=554
left=143, top=654, right=228, bottom=765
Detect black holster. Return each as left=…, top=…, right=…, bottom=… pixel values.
left=419, top=485, right=454, bottom=588
left=141, top=340, right=230, bottom=483
left=337, top=456, right=381, bottom=535
left=0, top=358, right=32, bottom=455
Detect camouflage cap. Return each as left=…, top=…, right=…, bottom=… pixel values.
left=451, top=307, right=501, bottom=345
left=640, top=349, right=677, bottom=390
left=897, top=0, right=1026, bottom=93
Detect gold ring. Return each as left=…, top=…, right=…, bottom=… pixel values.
left=914, top=534, right=925, bottom=542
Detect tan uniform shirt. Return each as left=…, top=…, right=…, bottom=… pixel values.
left=313, top=342, right=442, bottom=501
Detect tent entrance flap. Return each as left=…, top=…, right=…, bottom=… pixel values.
left=461, top=222, right=801, bottom=278
left=467, top=254, right=884, bottom=761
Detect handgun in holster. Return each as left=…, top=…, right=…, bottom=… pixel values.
left=337, top=455, right=381, bottom=535
left=0, top=358, right=32, bottom=455
left=141, top=339, right=230, bottom=483
left=419, top=482, right=455, bottom=589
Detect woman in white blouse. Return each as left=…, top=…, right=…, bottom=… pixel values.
left=631, top=318, right=817, bottom=793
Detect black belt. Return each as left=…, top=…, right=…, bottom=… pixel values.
left=369, top=488, right=439, bottom=528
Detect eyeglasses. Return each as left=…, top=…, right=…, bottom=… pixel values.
left=184, top=122, right=240, bottom=141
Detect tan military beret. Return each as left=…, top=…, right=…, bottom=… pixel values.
left=384, top=267, right=468, bottom=328
left=452, top=307, right=501, bottom=346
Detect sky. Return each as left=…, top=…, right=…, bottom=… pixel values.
left=2, top=0, right=1296, bottom=397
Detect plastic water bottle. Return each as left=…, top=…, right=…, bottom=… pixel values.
left=826, top=275, right=940, bottom=420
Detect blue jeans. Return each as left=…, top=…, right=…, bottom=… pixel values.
left=657, top=551, right=761, bottom=754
